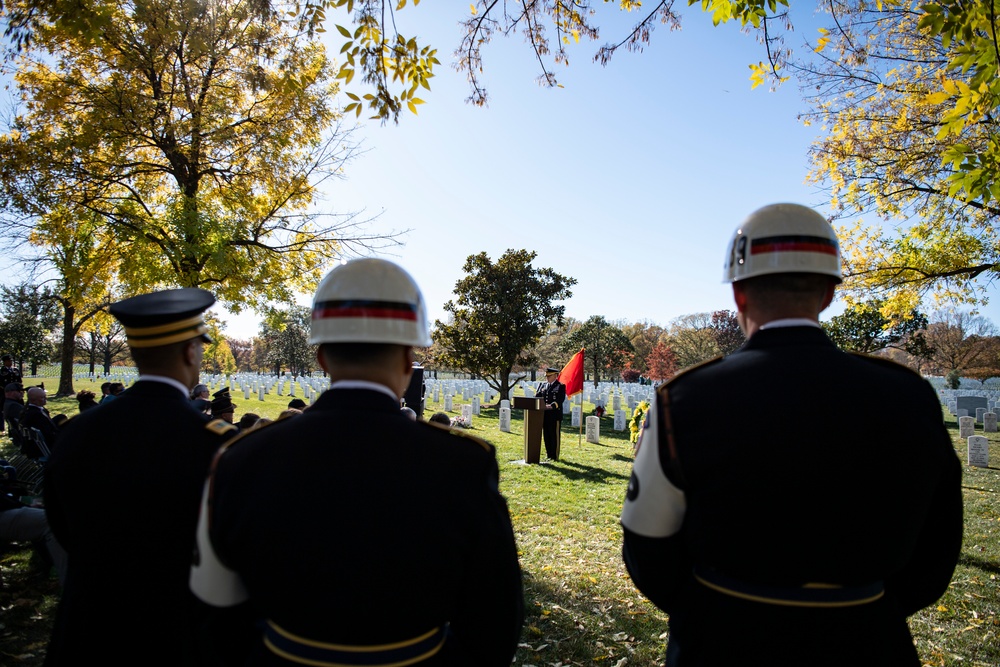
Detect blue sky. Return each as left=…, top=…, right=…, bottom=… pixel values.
left=229, top=3, right=837, bottom=337
left=4, top=3, right=997, bottom=341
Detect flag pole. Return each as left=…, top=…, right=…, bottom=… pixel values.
left=557, top=348, right=585, bottom=448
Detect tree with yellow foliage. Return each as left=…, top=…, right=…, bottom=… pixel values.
left=799, top=0, right=1000, bottom=315
left=0, top=0, right=388, bottom=316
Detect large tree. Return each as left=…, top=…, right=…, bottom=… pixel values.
left=433, top=249, right=575, bottom=402
left=0, top=0, right=384, bottom=315
left=666, top=313, right=721, bottom=370
left=923, top=309, right=997, bottom=377
left=823, top=299, right=931, bottom=356
left=258, top=306, right=315, bottom=377
left=561, top=316, right=634, bottom=387
left=797, top=0, right=1000, bottom=314
left=0, top=283, right=60, bottom=375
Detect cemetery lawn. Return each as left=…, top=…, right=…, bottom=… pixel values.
left=0, top=375, right=995, bottom=665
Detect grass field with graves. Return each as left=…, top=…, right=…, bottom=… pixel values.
left=0, top=374, right=998, bottom=666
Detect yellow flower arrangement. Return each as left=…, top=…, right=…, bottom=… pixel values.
left=628, top=400, right=650, bottom=445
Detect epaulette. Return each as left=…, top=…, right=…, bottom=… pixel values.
left=205, top=419, right=238, bottom=436
left=847, top=351, right=923, bottom=377
left=419, top=420, right=493, bottom=453
left=658, top=355, right=726, bottom=393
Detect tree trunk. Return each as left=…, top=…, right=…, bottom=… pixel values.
left=103, top=335, right=112, bottom=375
left=57, top=303, right=77, bottom=396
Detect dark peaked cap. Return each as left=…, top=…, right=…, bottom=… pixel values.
left=110, top=288, right=215, bottom=348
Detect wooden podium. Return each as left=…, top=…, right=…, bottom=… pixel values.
left=514, top=396, right=545, bottom=464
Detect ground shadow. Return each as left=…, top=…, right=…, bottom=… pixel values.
left=541, top=459, right=629, bottom=484
left=517, top=569, right=665, bottom=665
left=958, top=553, right=1000, bottom=576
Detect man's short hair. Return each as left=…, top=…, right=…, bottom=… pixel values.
left=287, top=398, right=307, bottom=410
left=129, top=338, right=192, bottom=368
left=738, top=273, right=837, bottom=318
left=740, top=272, right=836, bottom=295
left=319, top=343, right=405, bottom=367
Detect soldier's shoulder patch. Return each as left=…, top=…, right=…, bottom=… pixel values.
left=658, top=355, right=725, bottom=393
left=205, top=419, right=238, bottom=436
left=847, top=351, right=922, bottom=377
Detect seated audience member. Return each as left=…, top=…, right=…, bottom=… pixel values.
left=427, top=412, right=452, bottom=427
left=287, top=398, right=307, bottom=411
left=237, top=413, right=260, bottom=432
left=277, top=408, right=302, bottom=420
left=211, top=388, right=237, bottom=425
left=1, top=465, right=67, bottom=584
left=99, top=382, right=113, bottom=404
left=400, top=406, right=417, bottom=421
left=3, top=383, right=25, bottom=427
left=251, top=418, right=273, bottom=430
left=110, top=382, right=125, bottom=398
left=191, top=383, right=211, bottom=413
left=20, top=386, right=60, bottom=455
left=76, top=390, right=99, bottom=413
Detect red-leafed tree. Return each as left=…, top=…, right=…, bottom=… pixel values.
left=646, top=343, right=678, bottom=382
left=709, top=310, right=745, bottom=355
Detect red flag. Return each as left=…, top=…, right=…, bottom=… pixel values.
left=559, top=349, right=584, bottom=397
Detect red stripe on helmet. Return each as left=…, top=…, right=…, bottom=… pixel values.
left=751, top=241, right=838, bottom=256
left=313, top=306, right=417, bottom=321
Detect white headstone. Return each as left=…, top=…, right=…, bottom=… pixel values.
left=500, top=399, right=510, bottom=411
left=258, top=387, right=265, bottom=401
left=472, top=396, right=480, bottom=415
left=613, top=394, right=621, bottom=411
left=614, top=409, right=627, bottom=431
left=444, top=394, right=453, bottom=412
left=461, top=404, right=472, bottom=423
left=571, top=406, right=581, bottom=427
left=959, top=415, right=976, bottom=438
left=976, top=407, right=987, bottom=424
left=968, top=435, right=990, bottom=467
left=524, top=386, right=535, bottom=398
left=985, top=412, right=997, bottom=433
left=585, top=416, right=600, bottom=444
left=499, top=407, right=511, bottom=432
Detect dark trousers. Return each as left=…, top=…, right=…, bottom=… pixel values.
left=542, top=416, right=561, bottom=460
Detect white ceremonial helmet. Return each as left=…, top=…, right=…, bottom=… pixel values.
left=309, top=258, right=432, bottom=347
left=723, top=203, right=843, bottom=283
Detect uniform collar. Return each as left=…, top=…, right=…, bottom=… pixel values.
left=136, top=375, right=191, bottom=398
left=759, top=318, right=821, bottom=330
left=328, top=379, right=399, bottom=402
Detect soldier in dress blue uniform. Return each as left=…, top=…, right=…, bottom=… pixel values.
left=0, top=354, right=23, bottom=433
left=191, top=258, right=524, bottom=667
left=536, top=366, right=566, bottom=461
left=621, top=204, right=963, bottom=667
left=44, top=288, right=237, bottom=666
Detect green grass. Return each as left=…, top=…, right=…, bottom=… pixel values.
left=2, top=376, right=998, bottom=666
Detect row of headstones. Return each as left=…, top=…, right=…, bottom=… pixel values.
left=194, top=373, right=330, bottom=403
left=74, top=372, right=138, bottom=384
left=943, top=393, right=1000, bottom=415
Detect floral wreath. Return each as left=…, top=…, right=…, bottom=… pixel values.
left=629, top=400, right=650, bottom=447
